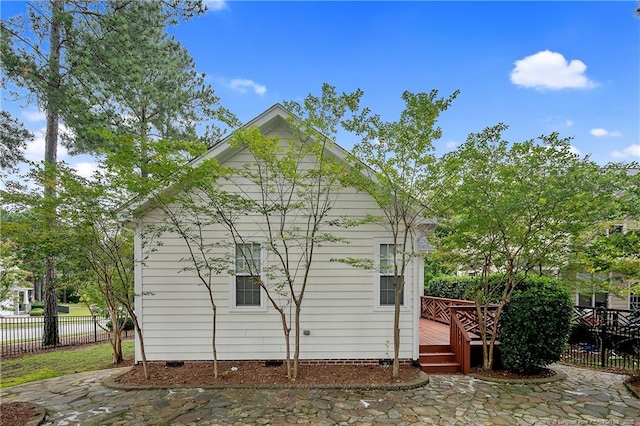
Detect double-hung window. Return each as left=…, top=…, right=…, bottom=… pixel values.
left=378, top=242, right=404, bottom=307
left=234, top=242, right=262, bottom=308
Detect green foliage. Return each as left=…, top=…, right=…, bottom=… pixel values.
left=424, top=276, right=475, bottom=300
left=28, top=308, right=44, bottom=316
left=583, top=228, right=640, bottom=282
left=342, top=88, right=459, bottom=378
left=106, top=317, right=134, bottom=331
left=433, top=124, right=623, bottom=369
left=30, top=301, right=44, bottom=309
left=0, top=111, right=32, bottom=173
left=500, top=277, right=573, bottom=374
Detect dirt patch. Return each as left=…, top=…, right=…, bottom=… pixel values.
left=0, top=401, right=44, bottom=426
left=113, top=361, right=424, bottom=388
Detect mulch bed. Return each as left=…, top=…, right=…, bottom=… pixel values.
left=0, top=401, right=44, bottom=426
left=113, top=361, right=423, bottom=388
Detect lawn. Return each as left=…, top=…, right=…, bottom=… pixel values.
left=59, top=303, right=93, bottom=316
left=0, top=340, right=134, bottom=388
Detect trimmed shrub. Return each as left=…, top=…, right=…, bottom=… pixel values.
left=29, top=308, right=44, bottom=316
left=106, top=317, right=134, bottom=331
left=424, top=275, right=475, bottom=300
left=30, top=301, right=44, bottom=309
left=500, top=276, right=573, bottom=374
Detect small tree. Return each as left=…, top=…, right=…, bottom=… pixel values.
left=435, top=124, right=622, bottom=370
left=54, top=162, right=150, bottom=376
left=342, top=89, right=458, bottom=378
left=146, top=85, right=362, bottom=380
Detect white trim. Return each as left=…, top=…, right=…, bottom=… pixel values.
left=373, top=238, right=409, bottom=312
left=229, top=240, right=268, bottom=312
left=134, top=221, right=143, bottom=363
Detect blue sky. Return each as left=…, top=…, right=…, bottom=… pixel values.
left=2, top=1, right=639, bottom=176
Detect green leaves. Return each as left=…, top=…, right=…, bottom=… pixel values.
left=435, top=124, right=621, bottom=281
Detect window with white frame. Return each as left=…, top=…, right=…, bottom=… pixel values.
left=378, top=242, right=404, bottom=307
left=630, top=292, right=640, bottom=311
left=578, top=292, right=608, bottom=308
left=234, top=242, right=262, bottom=307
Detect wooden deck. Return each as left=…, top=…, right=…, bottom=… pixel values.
left=419, top=318, right=450, bottom=346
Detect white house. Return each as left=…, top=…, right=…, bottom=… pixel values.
left=131, top=104, right=428, bottom=364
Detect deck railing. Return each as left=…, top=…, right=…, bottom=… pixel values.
left=421, top=296, right=499, bottom=373
left=420, top=296, right=475, bottom=324
left=449, top=306, right=472, bottom=373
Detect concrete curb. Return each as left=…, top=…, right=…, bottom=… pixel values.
left=624, top=380, right=640, bottom=399
left=103, top=367, right=430, bottom=391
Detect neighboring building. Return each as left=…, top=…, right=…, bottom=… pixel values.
left=575, top=217, right=640, bottom=311
left=130, top=105, right=429, bottom=364
left=0, top=286, right=32, bottom=316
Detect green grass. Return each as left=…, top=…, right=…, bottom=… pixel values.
left=59, top=303, right=93, bottom=316
left=0, top=340, right=134, bottom=388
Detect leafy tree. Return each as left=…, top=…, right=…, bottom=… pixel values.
left=65, top=0, right=236, bottom=175
left=0, top=111, right=32, bottom=173
left=145, top=85, right=362, bottom=380
left=341, top=89, right=458, bottom=378
left=434, top=124, right=621, bottom=370
left=1, top=0, right=212, bottom=346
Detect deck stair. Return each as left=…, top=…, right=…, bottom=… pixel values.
left=419, top=344, right=461, bottom=374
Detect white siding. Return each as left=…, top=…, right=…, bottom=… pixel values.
left=135, top=116, right=419, bottom=362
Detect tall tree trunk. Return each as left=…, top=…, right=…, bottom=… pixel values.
left=42, top=0, right=63, bottom=347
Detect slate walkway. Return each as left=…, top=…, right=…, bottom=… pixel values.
left=1, top=364, right=638, bottom=425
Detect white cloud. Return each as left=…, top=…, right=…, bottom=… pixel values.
left=510, top=50, right=596, bottom=90
left=611, top=144, right=640, bottom=160
left=24, top=125, right=71, bottom=162
left=229, top=79, right=267, bottom=96
left=445, top=141, right=459, bottom=149
left=204, top=0, right=227, bottom=11
left=22, top=109, right=46, bottom=122
left=565, top=120, right=574, bottom=128
left=73, top=162, right=99, bottom=179
left=590, top=128, right=622, bottom=138
left=569, top=145, right=581, bottom=156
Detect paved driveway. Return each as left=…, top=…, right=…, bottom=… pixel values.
left=1, top=364, right=638, bottom=425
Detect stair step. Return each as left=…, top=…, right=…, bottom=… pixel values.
left=419, top=352, right=456, bottom=363
left=419, top=344, right=451, bottom=353
left=420, top=362, right=461, bottom=374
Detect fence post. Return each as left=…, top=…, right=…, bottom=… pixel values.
left=94, top=317, right=98, bottom=343
left=598, top=307, right=607, bottom=368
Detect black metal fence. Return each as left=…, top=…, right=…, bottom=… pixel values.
left=563, top=306, right=640, bottom=370
left=0, top=316, right=130, bottom=357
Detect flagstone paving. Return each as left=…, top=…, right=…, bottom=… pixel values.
left=1, top=364, right=638, bottom=425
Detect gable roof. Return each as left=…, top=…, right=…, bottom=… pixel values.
left=190, top=103, right=354, bottom=169
left=124, top=103, right=355, bottom=219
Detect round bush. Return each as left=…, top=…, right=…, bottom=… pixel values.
left=106, top=317, right=134, bottom=331
left=29, top=308, right=44, bottom=316
left=30, top=301, right=44, bottom=309
left=500, top=277, right=573, bottom=374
